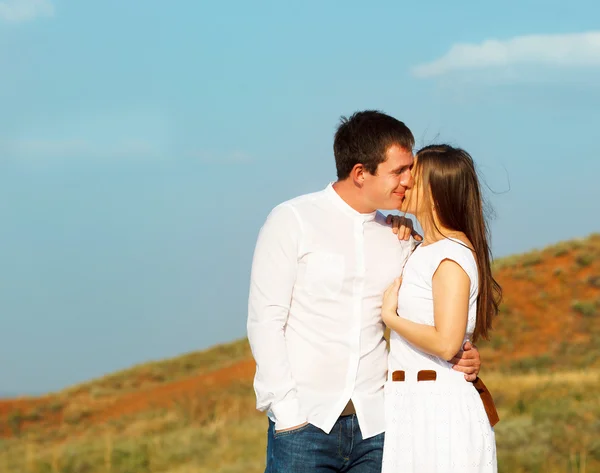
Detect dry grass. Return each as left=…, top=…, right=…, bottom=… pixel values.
left=1, top=369, right=598, bottom=473
left=0, top=233, right=599, bottom=473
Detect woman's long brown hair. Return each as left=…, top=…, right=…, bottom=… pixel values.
left=415, top=144, right=502, bottom=342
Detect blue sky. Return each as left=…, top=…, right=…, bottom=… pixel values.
left=1, top=0, right=599, bottom=394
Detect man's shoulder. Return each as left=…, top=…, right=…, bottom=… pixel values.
left=259, top=187, right=328, bottom=229
left=373, top=212, right=401, bottom=236
left=269, top=187, right=328, bottom=216
left=279, top=187, right=327, bottom=208
left=372, top=211, right=416, bottom=249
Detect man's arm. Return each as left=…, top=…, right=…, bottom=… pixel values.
left=247, top=204, right=306, bottom=431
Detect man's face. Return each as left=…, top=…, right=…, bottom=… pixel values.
left=363, top=145, right=414, bottom=210
left=400, top=159, right=425, bottom=216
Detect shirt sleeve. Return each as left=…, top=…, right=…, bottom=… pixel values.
left=247, top=203, right=306, bottom=430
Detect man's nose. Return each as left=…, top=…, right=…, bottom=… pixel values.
left=401, top=171, right=414, bottom=188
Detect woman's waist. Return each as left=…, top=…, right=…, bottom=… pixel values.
left=388, top=339, right=454, bottom=364
left=386, top=365, right=469, bottom=385
left=387, top=349, right=466, bottom=384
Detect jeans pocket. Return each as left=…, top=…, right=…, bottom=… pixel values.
left=273, top=423, right=312, bottom=438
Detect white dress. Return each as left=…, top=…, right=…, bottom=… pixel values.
left=382, top=238, right=497, bottom=473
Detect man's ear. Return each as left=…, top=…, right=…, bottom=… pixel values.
left=350, top=163, right=366, bottom=187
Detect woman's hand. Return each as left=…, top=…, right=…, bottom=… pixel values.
left=385, top=215, right=423, bottom=242
left=382, top=277, right=402, bottom=326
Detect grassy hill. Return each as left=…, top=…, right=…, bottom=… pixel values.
left=1, top=234, right=599, bottom=473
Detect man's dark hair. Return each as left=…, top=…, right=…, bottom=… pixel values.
left=333, top=110, right=414, bottom=180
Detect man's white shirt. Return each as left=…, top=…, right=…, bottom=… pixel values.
left=247, top=183, right=413, bottom=439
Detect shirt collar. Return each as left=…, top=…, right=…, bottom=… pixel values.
left=325, top=182, right=378, bottom=222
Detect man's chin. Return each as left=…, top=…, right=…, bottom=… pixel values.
left=378, top=195, right=405, bottom=211
left=393, top=196, right=406, bottom=210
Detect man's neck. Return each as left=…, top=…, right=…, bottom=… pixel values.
left=332, top=179, right=377, bottom=214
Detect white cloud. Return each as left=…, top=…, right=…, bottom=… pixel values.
left=0, top=137, right=165, bottom=163
left=0, top=109, right=173, bottom=164
left=0, top=137, right=253, bottom=166
left=412, top=31, right=600, bottom=78
left=9, top=139, right=88, bottom=155
left=0, top=0, right=54, bottom=23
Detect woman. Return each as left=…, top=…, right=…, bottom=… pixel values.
left=381, top=144, right=502, bottom=473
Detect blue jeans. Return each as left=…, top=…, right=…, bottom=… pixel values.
left=265, top=415, right=384, bottom=473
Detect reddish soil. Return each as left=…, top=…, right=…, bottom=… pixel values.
left=0, top=358, right=256, bottom=438
left=1, top=235, right=597, bottom=440
left=88, top=358, right=255, bottom=425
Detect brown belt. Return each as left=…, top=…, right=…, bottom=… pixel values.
left=391, top=370, right=500, bottom=427
left=472, top=377, right=500, bottom=427
left=340, top=399, right=356, bottom=416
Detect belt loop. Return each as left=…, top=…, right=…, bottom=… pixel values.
left=392, top=370, right=405, bottom=382
left=417, top=370, right=437, bottom=382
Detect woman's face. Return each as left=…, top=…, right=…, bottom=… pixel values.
left=400, top=161, right=428, bottom=216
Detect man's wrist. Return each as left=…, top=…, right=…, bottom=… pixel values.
left=275, top=421, right=309, bottom=432
left=271, top=398, right=305, bottom=431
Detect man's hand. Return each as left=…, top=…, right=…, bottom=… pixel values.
left=275, top=421, right=309, bottom=433
left=385, top=214, right=423, bottom=242
left=450, top=341, right=481, bottom=382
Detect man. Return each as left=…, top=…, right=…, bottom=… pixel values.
left=247, top=110, right=481, bottom=472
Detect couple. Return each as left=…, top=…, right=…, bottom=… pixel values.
left=247, top=110, right=502, bottom=473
